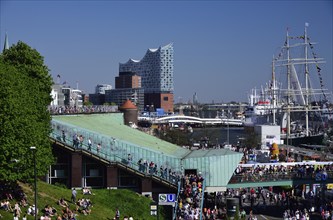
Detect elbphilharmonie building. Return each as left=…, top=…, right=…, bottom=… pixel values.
left=119, top=43, right=174, bottom=112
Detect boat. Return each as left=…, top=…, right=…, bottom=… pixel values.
left=244, top=23, right=332, bottom=146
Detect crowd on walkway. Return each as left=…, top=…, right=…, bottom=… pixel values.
left=176, top=173, right=205, bottom=220
left=230, top=163, right=333, bottom=183
left=136, top=158, right=181, bottom=183
left=48, top=105, right=117, bottom=115
left=56, top=128, right=183, bottom=186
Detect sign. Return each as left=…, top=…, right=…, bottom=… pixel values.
left=150, top=203, right=157, bottom=216
left=327, top=184, right=333, bottom=190
left=158, top=193, right=176, bottom=206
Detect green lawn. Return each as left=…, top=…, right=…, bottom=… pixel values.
left=0, top=181, right=168, bottom=220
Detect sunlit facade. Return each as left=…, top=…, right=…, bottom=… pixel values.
left=119, top=43, right=174, bottom=93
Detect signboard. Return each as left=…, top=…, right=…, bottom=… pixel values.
left=150, top=203, right=157, bottom=216
left=158, top=193, right=176, bottom=206
left=327, top=184, right=333, bottom=190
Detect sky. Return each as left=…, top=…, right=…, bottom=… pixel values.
left=1, top=0, right=332, bottom=103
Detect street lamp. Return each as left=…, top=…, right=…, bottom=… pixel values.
left=30, top=146, right=37, bottom=220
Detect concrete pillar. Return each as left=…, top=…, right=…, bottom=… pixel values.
left=106, top=166, right=118, bottom=189
left=71, top=153, right=82, bottom=188
left=141, top=178, right=152, bottom=197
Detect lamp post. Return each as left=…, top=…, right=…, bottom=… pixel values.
left=30, top=146, right=37, bottom=220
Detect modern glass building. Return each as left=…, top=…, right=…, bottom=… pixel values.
left=119, top=43, right=174, bottom=112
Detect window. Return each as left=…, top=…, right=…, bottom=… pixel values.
left=163, top=96, right=168, bottom=101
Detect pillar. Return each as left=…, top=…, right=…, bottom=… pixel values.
left=141, top=178, right=152, bottom=197
left=106, top=166, right=118, bottom=189
left=71, top=153, right=82, bottom=188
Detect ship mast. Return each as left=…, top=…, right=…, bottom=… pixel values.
left=304, top=23, right=310, bottom=136
left=272, top=56, right=276, bottom=125
left=286, top=28, right=291, bottom=144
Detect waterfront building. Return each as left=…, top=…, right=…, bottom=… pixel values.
left=50, top=84, right=83, bottom=107
left=115, top=71, right=141, bottom=89
left=89, top=84, right=112, bottom=105
left=105, top=88, right=144, bottom=111
left=50, top=84, right=66, bottom=106
left=119, top=43, right=174, bottom=113
left=104, top=71, right=144, bottom=111
left=95, top=84, right=112, bottom=94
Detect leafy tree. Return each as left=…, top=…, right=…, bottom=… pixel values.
left=83, top=101, right=93, bottom=106
left=155, top=129, right=191, bottom=146
left=243, top=127, right=260, bottom=149
left=0, top=41, right=54, bottom=182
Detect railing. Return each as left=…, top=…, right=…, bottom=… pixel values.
left=50, top=130, right=180, bottom=187
left=229, top=171, right=333, bottom=184
left=199, top=179, right=206, bottom=220
left=173, top=181, right=181, bottom=220
left=51, top=120, right=182, bottom=173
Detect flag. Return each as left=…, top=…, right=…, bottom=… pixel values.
left=305, top=22, right=309, bottom=27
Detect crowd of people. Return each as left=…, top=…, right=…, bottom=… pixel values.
left=136, top=158, right=181, bottom=183
left=48, top=105, right=118, bottom=115
left=56, top=128, right=183, bottom=186
left=230, top=163, right=333, bottom=183
left=176, top=173, right=205, bottom=220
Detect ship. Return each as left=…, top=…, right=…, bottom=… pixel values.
left=244, top=23, right=332, bottom=146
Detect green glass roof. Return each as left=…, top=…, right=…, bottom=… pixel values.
left=52, top=113, right=189, bottom=157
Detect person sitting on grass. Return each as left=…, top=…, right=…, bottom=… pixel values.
left=20, top=196, right=28, bottom=207
left=27, top=205, right=38, bottom=216
left=44, top=204, right=57, bottom=216
left=83, top=187, right=92, bottom=195
left=14, top=202, right=22, bottom=218
left=0, top=200, right=13, bottom=212
left=40, top=214, right=52, bottom=220
left=58, top=198, right=68, bottom=208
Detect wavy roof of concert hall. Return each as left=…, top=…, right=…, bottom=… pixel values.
left=52, top=113, right=191, bottom=157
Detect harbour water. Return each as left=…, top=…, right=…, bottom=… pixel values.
left=188, top=126, right=245, bottom=146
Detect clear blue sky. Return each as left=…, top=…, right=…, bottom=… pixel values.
left=1, top=1, right=332, bottom=103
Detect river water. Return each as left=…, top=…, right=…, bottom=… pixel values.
left=188, top=127, right=245, bottom=146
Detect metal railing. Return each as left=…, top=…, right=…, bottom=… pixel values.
left=50, top=129, right=180, bottom=187
left=229, top=171, right=333, bottom=184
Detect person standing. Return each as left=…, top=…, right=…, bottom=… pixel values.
left=115, top=208, right=120, bottom=220
left=72, top=134, right=77, bottom=148
left=127, top=154, right=132, bottom=166
left=71, top=188, right=77, bottom=204
left=97, top=143, right=101, bottom=153
left=62, top=130, right=66, bottom=142
left=88, top=138, right=92, bottom=151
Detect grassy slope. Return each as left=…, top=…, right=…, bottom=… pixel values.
left=0, top=181, right=166, bottom=220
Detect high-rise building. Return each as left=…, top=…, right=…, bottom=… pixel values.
left=119, top=43, right=174, bottom=112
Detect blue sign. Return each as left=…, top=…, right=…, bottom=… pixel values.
left=159, top=194, right=176, bottom=205
left=315, top=172, right=328, bottom=181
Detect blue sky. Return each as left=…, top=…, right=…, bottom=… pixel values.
left=1, top=1, right=332, bottom=103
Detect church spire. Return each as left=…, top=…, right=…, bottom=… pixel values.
left=3, top=32, right=9, bottom=52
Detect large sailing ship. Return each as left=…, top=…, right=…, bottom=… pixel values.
left=244, top=23, right=332, bottom=146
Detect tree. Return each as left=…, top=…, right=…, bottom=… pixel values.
left=0, top=41, right=54, bottom=182
left=83, top=101, right=93, bottom=106
left=243, top=127, right=260, bottom=149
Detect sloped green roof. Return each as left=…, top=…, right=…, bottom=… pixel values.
left=183, top=148, right=242, bottom=159
left=52, top=113, right=189, bottom=157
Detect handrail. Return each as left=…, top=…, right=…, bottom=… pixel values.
left=199, top=179, right=206, bottom=220
left=50, top=131, right=178, bottom=187
left=173, top=181, right=181, bottom=220
left=229, top=171, right=333, bottom=184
